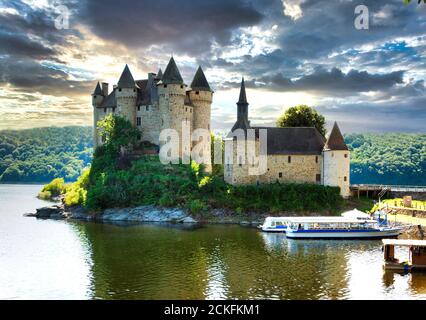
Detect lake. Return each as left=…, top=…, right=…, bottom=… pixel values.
left=1, top=184, right=425, bottom=300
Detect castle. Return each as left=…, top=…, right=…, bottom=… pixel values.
left=224, top=79, right=350, bottom=198
left=92, top=58, right=350, bottom=198
left=91, top=57, right=213, bottom=158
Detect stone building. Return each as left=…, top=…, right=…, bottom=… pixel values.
left=224, top=79, right=350, bottom=198
left=91, top=57, right=213, bottom=158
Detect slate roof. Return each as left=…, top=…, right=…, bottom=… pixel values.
left=161, top=57, right=184, bottom=84
left=190, top=66, right=211, bottom=91
left=324, top=122, right=348, bottom=151
left=254, top=127, right=326, bottom=155
left=117, top=64, right=136, bottom=88
left=93, top=82, right=103, bottom=95
left=155, top=68, right=163, bottom=80
left=99, top=90, right=116, bottom=108
left=238, top=77, right=248, bottom=104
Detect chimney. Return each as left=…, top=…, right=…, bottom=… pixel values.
left=101, top=82, right=109, bottom=96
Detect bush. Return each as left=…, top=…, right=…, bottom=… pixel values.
left=38, top=190, right=52, bottom=200
left=41, top=178, right=66, bottom=197
left=189, top=199, right=207, bottom=214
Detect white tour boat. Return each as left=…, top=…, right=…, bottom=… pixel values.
left=284, top=217, right=402, bottom=239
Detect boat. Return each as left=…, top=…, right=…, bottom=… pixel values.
left=383, top=239, right=426, bottom=271
left=284, top=217, right=402, bottom=239
left=260, top=217, right=293, bottom=232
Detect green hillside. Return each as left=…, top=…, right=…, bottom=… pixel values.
left=0, top=126, right=93, bottom=183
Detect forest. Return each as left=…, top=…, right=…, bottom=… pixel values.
left=346, top=133, right=426, bottom=185
left=1, top=126, right=425, bottom=185
left=0, top=127, right=93, bottom=183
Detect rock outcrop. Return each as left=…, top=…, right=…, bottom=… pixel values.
left=27, top=203, right=198, bottom=224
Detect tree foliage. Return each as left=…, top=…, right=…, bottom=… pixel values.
left=276, top=105, right=327, bottom=136
left=0, top=126, right=93, bottom=182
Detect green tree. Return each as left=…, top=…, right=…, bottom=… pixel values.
left=276, top=105, right=327, bottom=137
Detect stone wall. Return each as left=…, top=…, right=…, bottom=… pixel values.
left=322, top=150, right=350, bottom=198
left=116, top=87, right=137, bottom=127
left=137, top=102, right=161, bottom=145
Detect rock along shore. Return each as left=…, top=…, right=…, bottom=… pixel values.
left=24, top=203, right=426, bottom=239
left=25, top=203, right=199, bottom=224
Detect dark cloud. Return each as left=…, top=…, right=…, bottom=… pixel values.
left=80, top=0, right=263, bottom=55
left=0, top=59, right=93, bottom=96
left=217, top=67, right=405, bottom=94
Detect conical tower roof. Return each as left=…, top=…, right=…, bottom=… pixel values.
left=156, top=68, right=163, bottom=80
left=93, top=82, right=103, bottom=95
left=117, top=64, right=135, bottom=88
left=238, top=77, right=248, bottom=104
left=162, top=57, right=183, bottom=84
left=190, top=66, right=211, bottom=91
left=324, top=122, right=348, bottom=150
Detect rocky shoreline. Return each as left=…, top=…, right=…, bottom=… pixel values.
left=25, top=203, right=201, bottom=224
left=24, top=203, right=425, bottom=239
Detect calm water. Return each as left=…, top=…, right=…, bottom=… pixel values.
left=1, top=184, right=426, bottom=300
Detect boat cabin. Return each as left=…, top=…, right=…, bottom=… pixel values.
left=383, top=239, right=426, bottom=271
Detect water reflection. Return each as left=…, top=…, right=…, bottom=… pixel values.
left=2, top=185, right=426, bottom=300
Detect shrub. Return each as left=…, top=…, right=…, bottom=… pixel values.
left=38, top=190, right=52, bottom=200
left=41, top=178, right=66, bottom=197
left=189, top=199, right=208, bottom=214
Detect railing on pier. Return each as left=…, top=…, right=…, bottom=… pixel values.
left=350, top=184, right=426, bottom=193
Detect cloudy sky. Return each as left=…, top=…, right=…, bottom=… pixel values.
left=0, top=0, right=425, bottom=133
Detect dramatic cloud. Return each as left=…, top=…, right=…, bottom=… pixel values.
left=0, top=0, right=425, bottom=132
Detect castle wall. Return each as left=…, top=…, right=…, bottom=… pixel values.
left=225, top=138, right=322, bottom=185
left=322, top=150, right=350, bottom=198
left=137, top=102, right=161, bottom=145
left=116, top=87, right=137, bottom=127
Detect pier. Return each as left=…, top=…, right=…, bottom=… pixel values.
left=350, top=184, right=426, bottom=199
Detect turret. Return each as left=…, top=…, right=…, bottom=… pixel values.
left=92, top=82, right=104, bottom=148
left=158, top=57, right=186, bottom=131
left=115, top=64, right=137, bottom=126
left=321, top=122, right=350, bottom=198
left=189, top=66, right=212, bottom=131
left=189, top=66, right=213, bottom=172
left=231, top=77, right=250, bottom=131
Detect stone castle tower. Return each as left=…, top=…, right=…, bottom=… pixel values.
left=321, top=122, right=351, bottom=198
left=91, top=57, right=213, bottom=161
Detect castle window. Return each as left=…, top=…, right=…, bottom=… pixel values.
left=279, top=172, right=283, bottom=178
left=196, top=91, right=199, bottom=95
left=344, top=176, right=347, bottom=182
left=118, top=88, right=122, bottom=92
left=344, top=154, right=348, bottom=158
left=288, top=156, right=291, bottom=163
left=112, top=107, right=116, bottom=113
left=315, top=156, right=318, bottom=163
left=208, top=124, right=210, bottom=130
left=238, top=155, right=242, bottom=167
left=146, top=106, right=149, bottom=111
left=185, top=107, right=187, bottom=112
left=136, top=117, right=141, bottom=126
left=180, top=85, right=184, bottom=89
left=316, top=174, right=321, bottom=182
left=161, top=119, right=164, bottom=125
left=164, top=84, right=167, bottom=88
left=133, top=89, right=136, bottom=92
left=104, top=108, right=107, bottom=113
left=137, top=106, right=140, bottom=111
